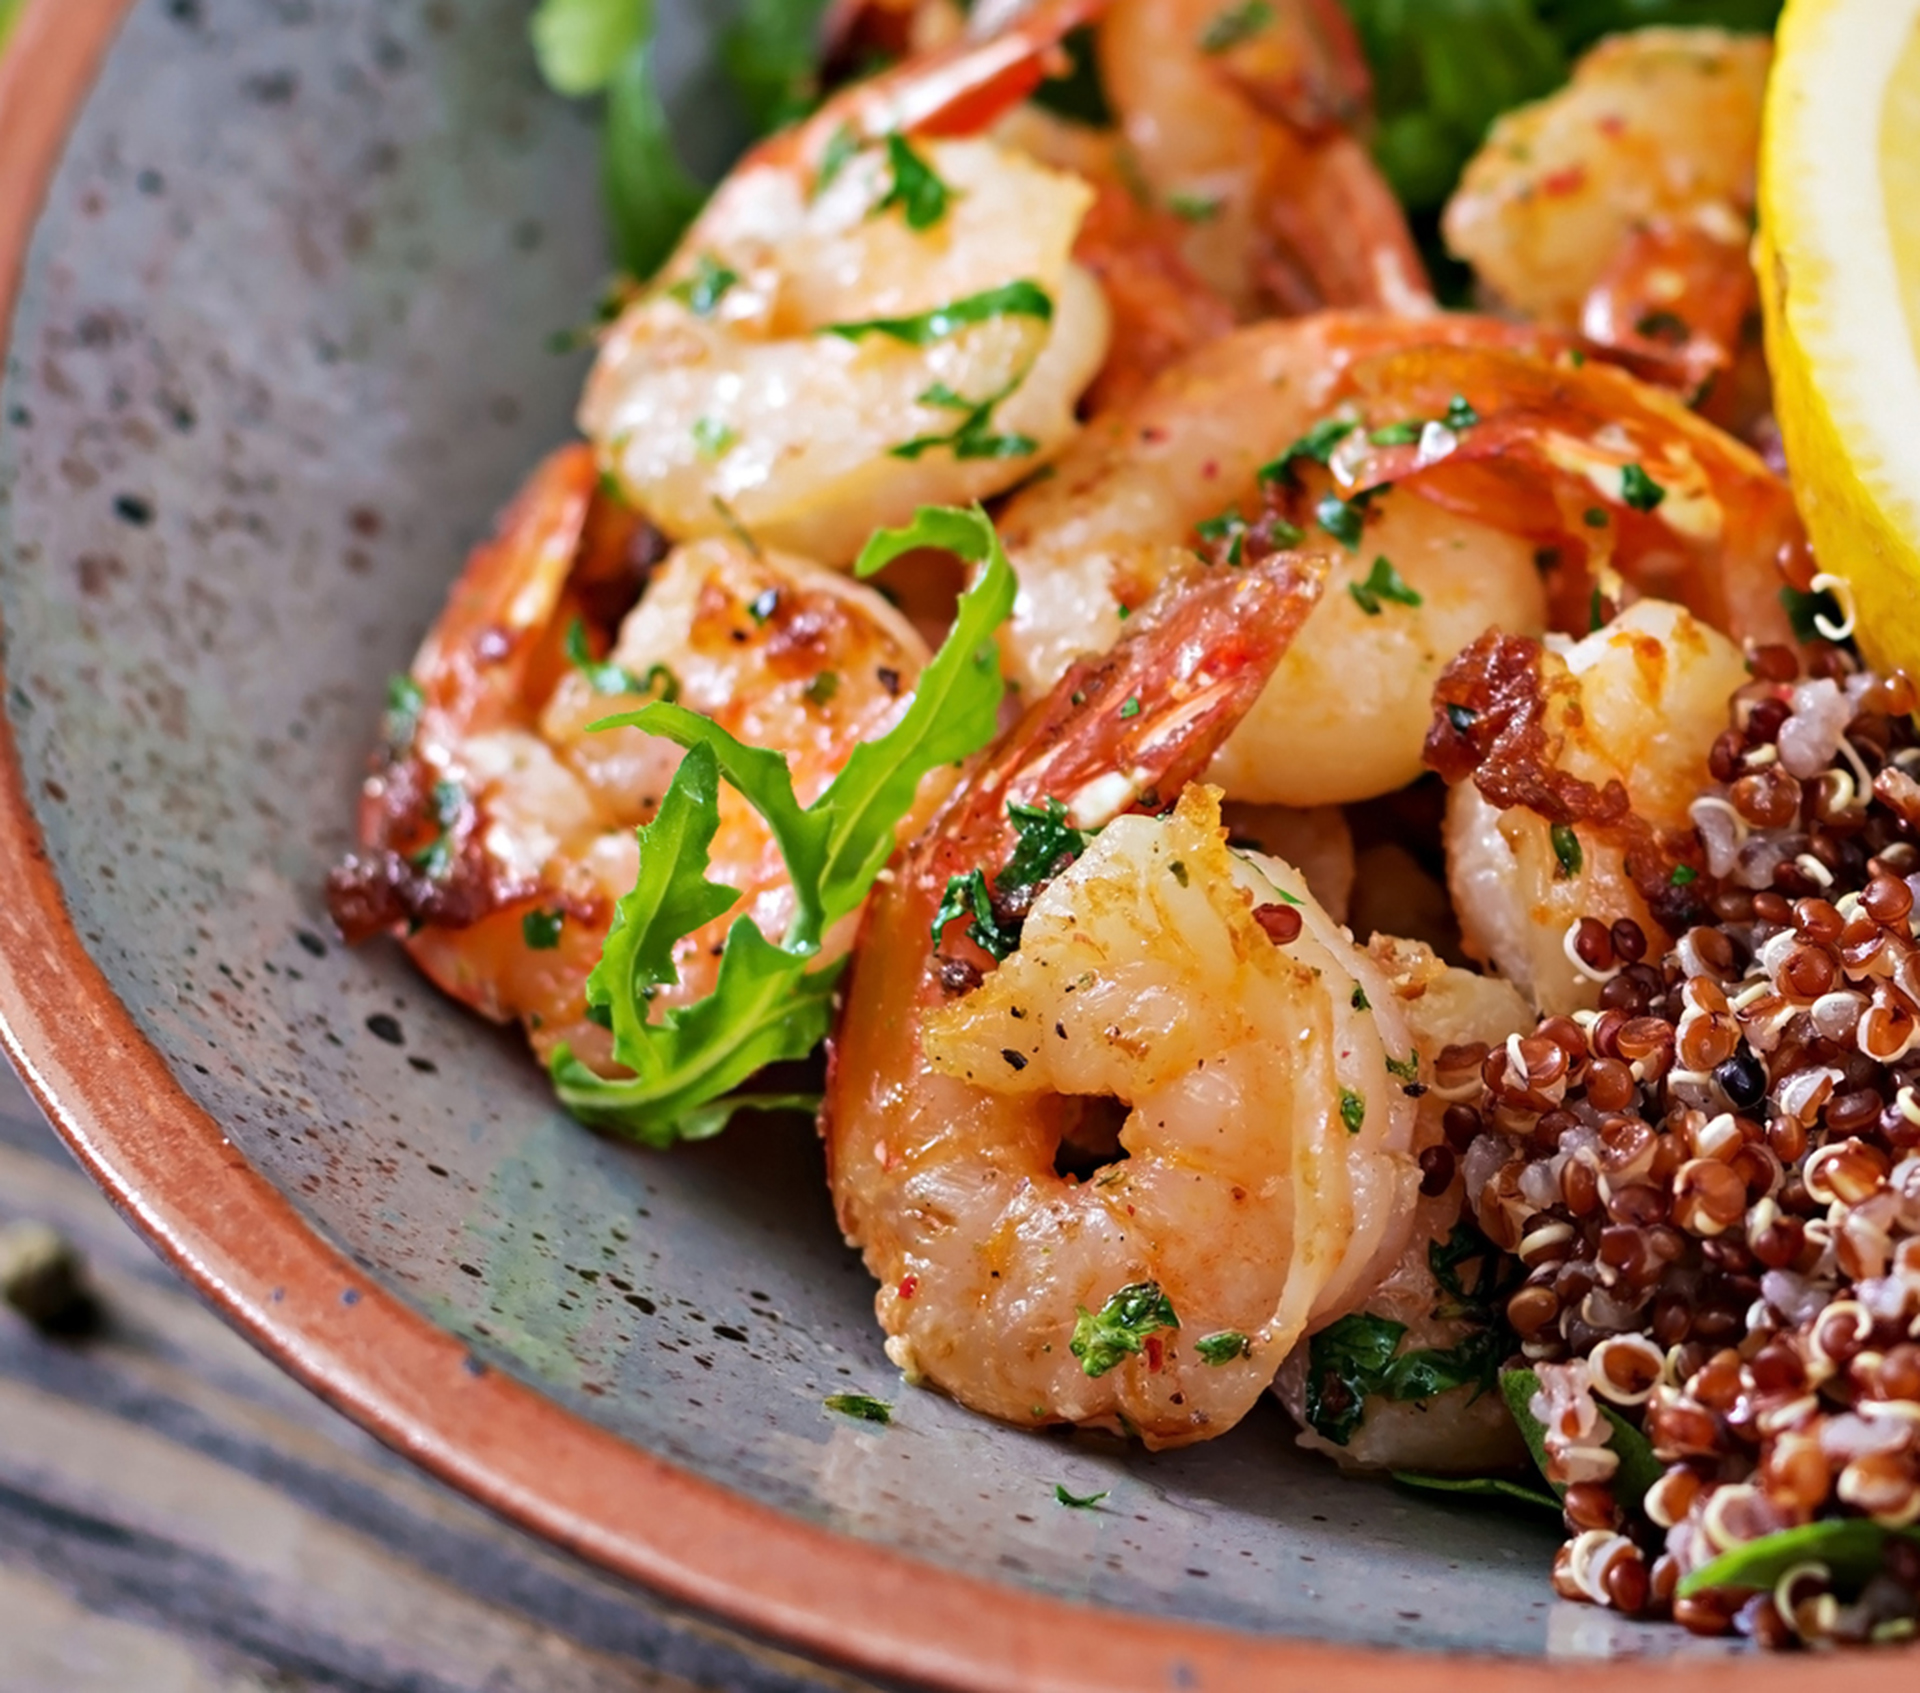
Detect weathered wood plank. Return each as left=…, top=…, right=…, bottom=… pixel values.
left=0, top=1063, right=885, bottom=1693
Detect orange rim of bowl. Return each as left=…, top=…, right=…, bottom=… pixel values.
left=0, top=4, right=1908, bottom=1687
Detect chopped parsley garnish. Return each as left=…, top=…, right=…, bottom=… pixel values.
left=1166, top=191, right=1223, bottom=222
left=1550, top=821, right=1583, bottom=879
left=823, top=1392, right=892, bottom=1424
left=1347, top=556, right=1422, bottom=616
left=565, top=619, right=676, bottom=700
left=824, top=280, right=1053, bottom=346
left=1196, top=507, right=1250, bottom=565
left=1316, top=492, right=1369, bottom=551
left=1583, top=506, right=1609, bottom=528
left=1620, top=462, right=1666, bottom=512
left=523, top=908, right=565, bottom=950
left=1368, top=421, right=1423, bottom=447
left=1071, top=1281, right=1180, bottom=1377
left=1589, top=586, right=1606, bottom=632
left=804, top=671, right=840, bottom=708
left=748, top=588, right=780, bottom=623
left=932, top=867, right=1020, bottom=961
left=1351, top=982, right=1370, bottom=1011
left=548, top=504, right=1016, bottom=1147
left=1305, top=1303, right=1511, bottom=1446
left=692, top=416, right=738, bottom=460
left=1119, top=696, right=1142, bottom=719
left=1385, top=1049, right=1420, bottom=1085
left=1258, top=415, right=1356, bottom=485
left=1338, top=1087, right=1366, bottom=1134
left=410, top=779, right=466, bottom=880
left=874, top=133, right=953, bottom=231
left=814, top=122, right=860, bottom=197
left=1169, top=859, right=1189, bottom=887
left=1195, top=1330, right=1251, bottom=1365
left=1199, top=0, right=1274, bottom=53
left=892, top=379, right=1038, bottom=464
left=384, top=673, right=425, bottom=751
left=1670, top=864, right=1699, bottom=887
left=1002, top=797, right=1088, bottom=891
left=669, top=253, right=740, bottom=317
left=1443, top=394, right=1480, bottom=430
left=1055, top=1483, right=1110, bottom=1508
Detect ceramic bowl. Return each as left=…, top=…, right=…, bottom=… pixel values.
left=0, top=4, right=1874, bottom=1688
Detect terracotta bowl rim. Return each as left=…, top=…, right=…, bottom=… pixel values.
left=0, top=3, right=1900, bottom=1686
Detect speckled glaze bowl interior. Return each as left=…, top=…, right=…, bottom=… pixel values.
left=0, top=5, right=1891, bottom=1689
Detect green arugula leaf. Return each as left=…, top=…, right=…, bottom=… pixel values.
left=876, top=133, right=953, bottom=232
left=824, top=281, right=1053, bottom=346
left=1071, top=1282, right=1180, bottom=1378
left=1678, top=1519, right=1920, bottom=1600
left=549, top=506, right=1014, bottom=1146
left=1499, top=1367, right=1663, bottom=1515
left=1392, top=1472, right=1561, bottom=1512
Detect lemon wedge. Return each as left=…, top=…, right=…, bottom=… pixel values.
left=1759, top=0, right=1920, bottom=680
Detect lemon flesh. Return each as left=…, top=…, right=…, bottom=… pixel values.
left=1759, top=0, right=1920, bottom=681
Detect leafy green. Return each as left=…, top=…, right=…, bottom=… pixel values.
left=1316, top=492, right=1370, bottom=551
left=932, top=867, right=1020, bottom=960
left=1499, top=1367, right=1663, bottom=1515
left=1347, top=556, right=1422, bottom=616
left=566, top=618, right=677, bottom=699
left=1199, top=0, right=1276, bottom=53
left=1620, top=462, right=1667, bottom=513
left=1550, top=821, right=1583, bottom=878
left=824, top=1392, right=893, bottom=1425
left=600, top=34, right=707, bottom=279
left=720, top=0, right=831, bottom=132
left=1335, top=0, right=1782, bottom=215
left=875, top=134, right=953, bottom=232
left=1001, top=798, right=1088, bottom=892
left=549, top=506, right=1015, bottom=1145
left=1391, top=1472, right=1561, bottom=1513
left=1781, top=583, right=1844, bottom=645
left=892, top=380, right=1038, bottom=464
left=1029, top=25, right=1113, bottom=125
left=1304, top=1239, right=1515, bottom=1446
left=824, top=281, right=1054, bottom=346
left=529, top=0, right=650, bottom=96
left=523, top=909, right=566, bottom=951
left=1071, top=1282, right=1180, bottom=1378
left=1338, top=1088, right=1367, bottom=1134
left=1678, top=1519, right=1920, bottom=1600
left=384, top=673, right=425, bottom=751
left=1195, top=1331, right=1252, bottom=1365
left=669, top=254, right=740, bottom=317
left=1055, top=1483, right=1111, bottom=1509
left=1258, top=416, right=1358, bottom=486
left=693, top=417, right=739, bottom=461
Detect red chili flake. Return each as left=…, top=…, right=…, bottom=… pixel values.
left=898, top=1274, right=919, bottom=1300
left=1144, top=1334, right=1166, bottom=1373
left=1541, top=165, right=1588, bottom=198
left=1253, top=903, right=1304, bottom=944
left=1597, top=113, right=1626, bottom=138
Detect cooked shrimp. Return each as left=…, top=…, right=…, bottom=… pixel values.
left=326, top=447, right=931, bottom=1071
left=1444, top=29, right=1771, bottom=396
left=827, top=548, right=1444, bottom=1448
left=1427, top=598, right=1748, bottom=1018
left=996, top=314, right=1557, bottom=809
left=1272, top=935, right=1534, bottom=1474
left=994, top=105, right=1239, bottom=412
left=580, top=0, right=1115, bottom=568
left=1098, top=0, right=1430, bottom=319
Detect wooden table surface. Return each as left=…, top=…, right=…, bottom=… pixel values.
left=0, top=1060, right=888, bottom=1693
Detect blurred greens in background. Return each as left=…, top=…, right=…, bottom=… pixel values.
left=0, top=0, right=24, bottom=52
left=1350, top=0, right=1783, bottom=213
left=530, top=0, right=1785, bottom=284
